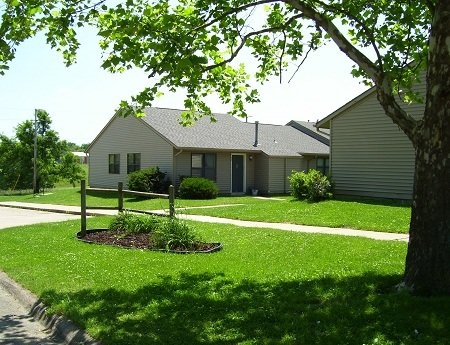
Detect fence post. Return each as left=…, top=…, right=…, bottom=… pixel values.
left=118, top=182, right=124, bottom=212
left=80, top=179, right=87, bottom=236
left=169, top=185, right=175, bottom=218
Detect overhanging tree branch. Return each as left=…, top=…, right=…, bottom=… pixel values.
left=194, top=0, right=280, bottom=32
left=284, top=0, right=418, bottom=140
left=284, top=0, right=379, bottom=79
left=288, top=38, right=314, bottom=83
left=202, top=13, right=304, bottom=71
left=203, top=27, right=282, bottom=71
left=314, top=0, right=384, bottom=68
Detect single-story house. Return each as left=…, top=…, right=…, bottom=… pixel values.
left=87, top=107, right=329, bottom=195
left=316, top=80, right=425, bottom=200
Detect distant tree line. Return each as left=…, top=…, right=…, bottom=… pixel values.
left=62, top=141, right=90, bottom=153
left=0, top=109, right=86, bottom=192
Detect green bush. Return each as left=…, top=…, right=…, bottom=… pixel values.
left=289, top=171, right=308, bottom=200
left=289, top=169, right=333, bottom=202
left=108, top=212, right=201, bottom=251
left=178, top=177, right=219, bottom=199
left=108, top=211, right=161, bottom=234
left=127, top=167, right=171, bottom=193
left=152, top=217, right=200, bottom=251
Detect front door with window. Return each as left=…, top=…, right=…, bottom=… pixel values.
left=231, top=154, right=244, bottom=193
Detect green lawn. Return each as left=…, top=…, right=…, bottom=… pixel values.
left=0, top=217, right=448, bottom=344
left=0, top=188, right=411, bottom=233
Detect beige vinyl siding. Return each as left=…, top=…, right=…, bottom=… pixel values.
left=268, top=157, right=304, bottom=194
left=173, top=150, right=191, bottom=187
left=216, top=152, right=231, bottom=193
left=246, top=154, right=256, bottom=193
left=330, top=89, right=424, bottom=199
left=89, top=115, right=173, bottom=189
left=255, top=154, right=270, bottom=194
left=285, top=158, right=305, bottom=192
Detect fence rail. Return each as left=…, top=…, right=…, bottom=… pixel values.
left=79, top=180, right=175, bottom=236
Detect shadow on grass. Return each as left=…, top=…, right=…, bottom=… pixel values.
left=85, top=190, right=118, bottom=199
left=287, top=196, right=411, bottom=209
left=40, top=272, right=449, bottom=345
left=334, top=196, right=412, bottom=208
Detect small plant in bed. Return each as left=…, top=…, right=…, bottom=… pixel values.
left=81, top=212, right=221, bottom=253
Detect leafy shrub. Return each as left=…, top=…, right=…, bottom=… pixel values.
left=152, top=217, right=200, bottom=251
left=127, top=167, right=171, bottom=193
left=108, top=211, right=161, bottom=234
left=178, top=177, right=218, bottom=199
left=289, top=171, right=308, bottom=200
left=289, top=169, right=333, bottom=202
left=108, top=212, right=202, bottom=251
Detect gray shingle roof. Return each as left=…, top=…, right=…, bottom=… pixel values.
left=286, top=120, right=330, bottom=145
left=141, top=107, right=329, bottom=157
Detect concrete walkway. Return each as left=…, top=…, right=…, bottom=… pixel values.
left=0, top=201, right=409, bottom=241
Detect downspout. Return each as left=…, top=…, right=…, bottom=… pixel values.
left=329, top=119, right=333, bottom=177
left=284, top=157, right=287, bottom=194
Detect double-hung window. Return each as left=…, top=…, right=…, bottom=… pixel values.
left=191, top=153, right=216, bottom=181
left=316, top=157, right=330, bottom=175
left=108, top=154, right=120, bottom=174
left=127, top=153, right=141, bottom=174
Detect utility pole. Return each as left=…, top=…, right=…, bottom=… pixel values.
left=33, top=109, right=38, bottom=194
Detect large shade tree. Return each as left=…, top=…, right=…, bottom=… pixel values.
left=1, top=0, right=448, bottom=295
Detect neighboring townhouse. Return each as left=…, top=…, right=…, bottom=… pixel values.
left=316, top=80, right=425, bottom=200
left=286, top=120, right=330, bottom=175
left=87, top=107, right=329, bottom=195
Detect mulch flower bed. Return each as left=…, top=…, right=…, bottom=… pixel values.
left=77, top=229, right=222, bottom=254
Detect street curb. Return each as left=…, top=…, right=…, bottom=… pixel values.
left=0, top=271, right=101, bottom=345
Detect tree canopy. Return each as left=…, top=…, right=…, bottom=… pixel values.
left=1, top=0, right=449, bottom=295
left=0, top=1, right=432, bottom=120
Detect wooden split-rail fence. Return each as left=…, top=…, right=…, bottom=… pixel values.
left=79, top=180, right=175, bottom=236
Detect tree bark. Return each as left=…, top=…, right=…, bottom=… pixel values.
left=403, top=0, right=450, bottom=295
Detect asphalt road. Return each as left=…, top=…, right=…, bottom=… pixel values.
left=0, top=288, right=62, bottom=345
left=0, top=206, right=79, bottom=344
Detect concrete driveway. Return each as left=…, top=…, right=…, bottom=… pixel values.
left=0, top=206, right=79, bottom=230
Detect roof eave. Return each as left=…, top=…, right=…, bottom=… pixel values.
left=316, top=85, right=375, bottom=129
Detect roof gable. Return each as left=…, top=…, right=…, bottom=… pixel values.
left=316, top=86, right=374, bottom=129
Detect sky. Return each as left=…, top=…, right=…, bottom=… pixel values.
left=0, top=27, right=369, bottom=145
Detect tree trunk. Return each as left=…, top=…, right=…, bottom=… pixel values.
left=403, top=0, right=450, bottom=295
